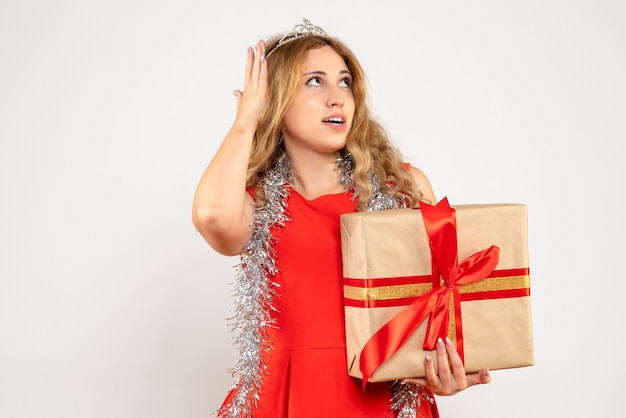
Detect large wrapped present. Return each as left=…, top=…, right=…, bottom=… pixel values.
left=340, top=198, right=533, bottom=385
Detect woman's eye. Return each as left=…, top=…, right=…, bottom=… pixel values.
left=340, top=77, right=352, bottom=88
left=306, top=77, right=322, bottom=86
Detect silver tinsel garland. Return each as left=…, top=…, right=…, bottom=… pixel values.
left=217, top=151, right=433, bottom=418
left=391, top=381, right=436, bottom=418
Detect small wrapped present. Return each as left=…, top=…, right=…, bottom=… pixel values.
left=340, top=198, right=533, bottom=385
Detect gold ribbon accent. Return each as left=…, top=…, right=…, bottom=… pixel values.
left=344, top=274, right=530, bottom=302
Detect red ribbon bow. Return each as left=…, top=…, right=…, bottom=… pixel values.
left=359, top=197, right=500, bottom=389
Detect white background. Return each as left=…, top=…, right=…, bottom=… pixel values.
left=1, top=1, right=624, bottom=417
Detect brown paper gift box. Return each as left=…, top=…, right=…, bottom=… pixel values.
left=340, top=201, right=534, bottom=382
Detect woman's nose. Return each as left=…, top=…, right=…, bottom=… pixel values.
left=327, top=87, right=345, bottom=107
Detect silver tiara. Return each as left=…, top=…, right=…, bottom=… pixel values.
left=266, top=18, right=328, bottom=58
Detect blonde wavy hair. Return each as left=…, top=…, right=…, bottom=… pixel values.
left=247, top=34, right=423, bottom=211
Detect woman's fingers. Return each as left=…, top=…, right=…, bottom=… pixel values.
left=423, top=354, right=439, bottom=389
left=435, top=337, right=460, bottom=395
left=250, top=43, right=261, bottom=85
left=258, top=41, right=267, bottom=91
left=467, top=369, right=491, bottom=387
left=244, top=45, right=254, bottom=86
left=445, top=337, right=468, bottom=385
left=401, top=337, right=492, bottom=396
left=251, top=41, right=266, bottom=85
left=437, top=338, right=452, bottom=384
left=405, top=337, right=451, bottom=393
left=233, top=41, right=268, bottom=127
left=244, top=41, right=266, bottom=88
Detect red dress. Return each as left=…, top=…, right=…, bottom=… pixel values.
left=221, top=187, right=438, bottom=418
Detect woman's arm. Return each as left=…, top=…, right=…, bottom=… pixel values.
left=191, top=42, right=267, bottom=256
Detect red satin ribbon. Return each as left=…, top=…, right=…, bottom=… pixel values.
left=358, top=197, right=500, bottom=389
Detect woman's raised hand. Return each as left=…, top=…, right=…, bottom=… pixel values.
left=232, top=41, right=268, bottom=131
left=402, top=337, right=492, bottom=396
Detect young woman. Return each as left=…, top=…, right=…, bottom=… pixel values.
left=192, top=19, right=491, bottom=418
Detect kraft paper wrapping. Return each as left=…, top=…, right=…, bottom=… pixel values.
left=340, top=203, right=534, bottom=382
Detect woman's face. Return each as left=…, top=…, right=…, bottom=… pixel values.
left=281, top=45, right=355, bottom=157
